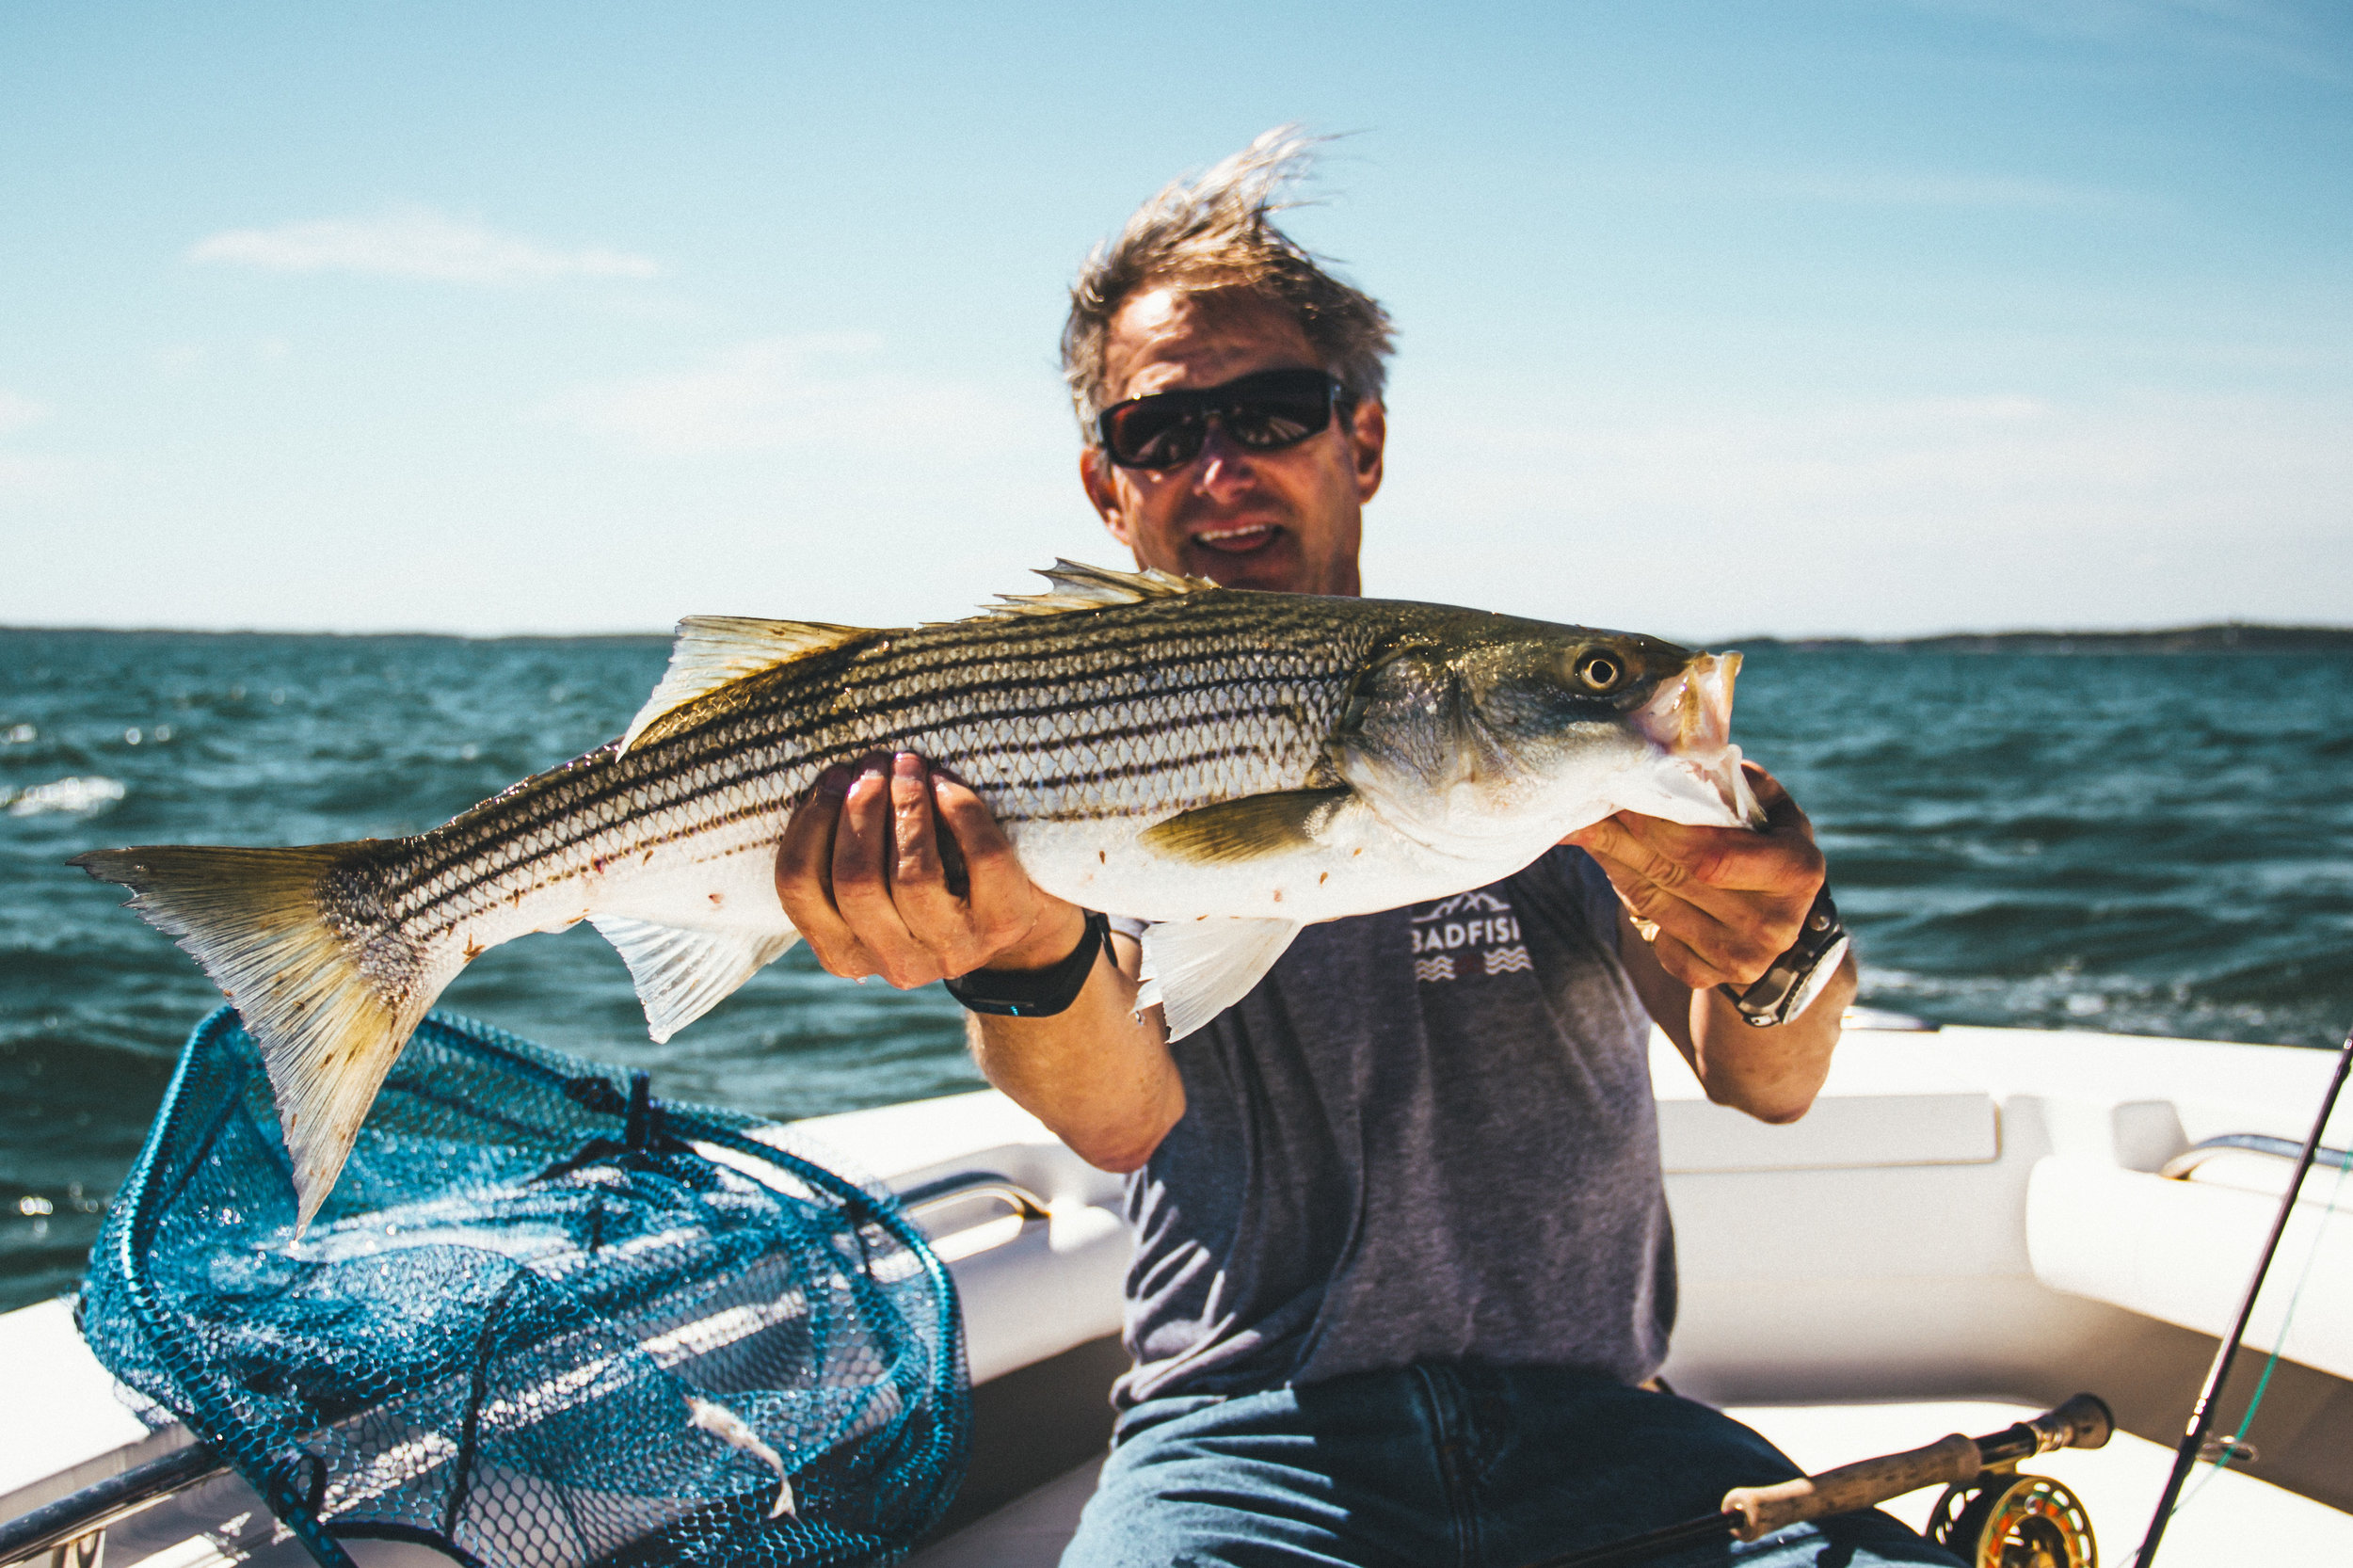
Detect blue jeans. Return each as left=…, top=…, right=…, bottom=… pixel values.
left=1060, top=1365, right=1966, bottom=1568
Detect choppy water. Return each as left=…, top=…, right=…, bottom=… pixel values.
left=3, top=629, right=2349, bottom=1311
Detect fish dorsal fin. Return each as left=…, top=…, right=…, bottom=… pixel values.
left=588, top=916, right=801, bottom=1042
left=1135, top=916, right=1304, bottom=1040
left=621, top=616, right=875, bottom=754
left=981, top=558, right=1222, bottom=620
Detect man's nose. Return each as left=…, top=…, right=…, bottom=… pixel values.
left=1188, top=424, right=1257, bottom=493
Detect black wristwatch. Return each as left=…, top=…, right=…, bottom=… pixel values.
left=1720, top=887, right=1849, bottom=1028
left=943, top=910, right=1112, bottom=1018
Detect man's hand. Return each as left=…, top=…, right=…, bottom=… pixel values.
left=1569, top=762, right=1848, bottom=1125
left=775, top=750, right=1181, bottom=1172
left=1564, top=763, right=1823, bottom=994
left=775, top=752, right=1085, bottom=987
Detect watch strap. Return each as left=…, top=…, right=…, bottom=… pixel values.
left=942, top=910, right=1111, bottom=1018
left=1720, top=886, right=1849, bottom=1029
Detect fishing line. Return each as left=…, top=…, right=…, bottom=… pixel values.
left=2132, top=1020, right=2353, bottom=1568
left=2169, top=1138, right=2353, bottom=1521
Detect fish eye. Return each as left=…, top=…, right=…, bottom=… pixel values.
left=1574, top=651, right=1623, bottom=693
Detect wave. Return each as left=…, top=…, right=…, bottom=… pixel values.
left=2, top=776, right=125, bottom=817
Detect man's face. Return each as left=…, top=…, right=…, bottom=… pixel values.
left=1080, top=286, right=1385, bottom=598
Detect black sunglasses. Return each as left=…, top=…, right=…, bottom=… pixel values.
left=1096, top=368, right=1349, bottom=471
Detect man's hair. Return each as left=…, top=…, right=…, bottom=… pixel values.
left=1061, top=126, right=1395, bottom=438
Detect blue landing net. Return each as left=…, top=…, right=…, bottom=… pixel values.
left=77, top=1006, right=968, bottom=1568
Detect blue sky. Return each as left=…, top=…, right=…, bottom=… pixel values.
left=2, top=1, right=2347, bottom=638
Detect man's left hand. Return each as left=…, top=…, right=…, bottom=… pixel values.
left=1564, top=762, right=1823, bottom=993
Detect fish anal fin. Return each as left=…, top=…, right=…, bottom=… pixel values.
left=621, top=617, right=876, bottom=755
left=1135, top=917, right=1303, bottom=1040
left=72, top=842, right=439, bottom=1231
left=978, top=558, right=1222, bottom=620
left=590, top=916, right=799, bottom=1042
left=1139, top=788, right=1353, bottom=866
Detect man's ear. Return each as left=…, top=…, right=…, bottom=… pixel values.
left=1349, top=400, right=1386, bottom=504
left=1080, top=446, right=1135, bottom=550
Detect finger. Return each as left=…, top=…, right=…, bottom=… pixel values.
left=1745, top=762, right=1799, bottom=825
left=1585, top=844, right=1740, bottom=968
left=776, top=765, right=880, bottom=979
left=888, top=752, right=943, bottom=888
left=888, top=753, right=984, bottom=964
left=1609, top=852, right=1795, bottom=985
left=932, top=773, right=1060, bottom=958
left=832, top=754, right=936, bottom=986
left=1574, top=808, right=1821, bottom=902
left=1566, top=813, right=1682, bottom=887
left=1648, top=927, right=1735, bottom=991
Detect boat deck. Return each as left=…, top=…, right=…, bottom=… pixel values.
left=10, top=1021, right=2353, bottom=1567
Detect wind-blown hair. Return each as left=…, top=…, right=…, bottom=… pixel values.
left=1061, top=126, right=1395, bottom=438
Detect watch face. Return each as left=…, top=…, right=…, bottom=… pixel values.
left=1785, top=934, right=1852, bottom=1024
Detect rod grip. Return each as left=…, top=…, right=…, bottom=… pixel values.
left=1721, top=1433, right=1981, bottom=1543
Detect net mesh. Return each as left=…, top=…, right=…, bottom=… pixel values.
left=78, top=1006, right=968, bottom=1568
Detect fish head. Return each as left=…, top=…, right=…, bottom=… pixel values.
left=1333, top=617, right=1763, bottom=859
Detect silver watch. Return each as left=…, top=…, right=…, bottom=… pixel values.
left=1720, top=887, right=1849, bottom=1028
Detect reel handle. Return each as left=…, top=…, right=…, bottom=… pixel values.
left=1720, top=1393, right=2114, bottom=1544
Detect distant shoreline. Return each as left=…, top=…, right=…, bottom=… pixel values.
left=1736, top=624, right=2353, bottom=655
left=3, top=622, right=2350, bottom=654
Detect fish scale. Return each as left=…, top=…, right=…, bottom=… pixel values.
left=74, top=560, right=1757, bottom=1224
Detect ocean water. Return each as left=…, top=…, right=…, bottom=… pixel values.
left=3, top=628, right=2349, bottom=1312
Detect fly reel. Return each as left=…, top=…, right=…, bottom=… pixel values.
left=1929, top=1470, right=2096, bottom=1568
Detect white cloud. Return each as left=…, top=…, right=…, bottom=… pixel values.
left=0, top=390, right=47, bottom=435
left=1905, top=0, right=2347, bottom=84
left=187, top=204, right=659, bottom=285
left=539, top=336, right=1049, bottom=457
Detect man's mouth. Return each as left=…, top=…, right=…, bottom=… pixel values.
left=1191, top=523, right=1281, bottom=554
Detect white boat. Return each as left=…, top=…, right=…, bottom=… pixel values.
left=6, top=1016, right=2350, bottom=1567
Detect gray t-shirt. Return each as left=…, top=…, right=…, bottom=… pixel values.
left=1112, top=846, right=1673, bottom=1408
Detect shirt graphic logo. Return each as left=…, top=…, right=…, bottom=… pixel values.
left=1409, top=889, right=1527, bottom=983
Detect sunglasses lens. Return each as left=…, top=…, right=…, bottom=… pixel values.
left=1223, top=393, right=1330, bottom=451
left=1099, top=371, right=1340, bottom=469
left=1104, top=404, right=1207, bottom=469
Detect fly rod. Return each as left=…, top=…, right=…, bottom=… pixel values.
left=1524, top=1394, right=2114, bottom=1568
left=2131, top=1020, right=2353, bottom=1568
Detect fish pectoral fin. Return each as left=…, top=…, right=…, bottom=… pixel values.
left=589, top=917, right=800, bottom=1042
left=1138, top=788, right=1355, bottom=865
left=1135, top=917, right=1304, bottom=1041
left=620, top=616, right=878, bottom=754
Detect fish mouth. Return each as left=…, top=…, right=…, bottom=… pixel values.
left=1629, top=652, right=1764, bottom=828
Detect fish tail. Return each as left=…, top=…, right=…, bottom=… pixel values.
left=72, top=841, right=436, bottom=1230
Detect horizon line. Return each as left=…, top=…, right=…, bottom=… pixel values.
left=6, top=618, right=2352, bottom=646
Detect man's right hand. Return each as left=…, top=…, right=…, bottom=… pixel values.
left=775, top=750, right=1181, bottom=1173
left=774, top=751, right=1087, bottom=988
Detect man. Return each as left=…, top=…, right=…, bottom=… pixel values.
left=776, top=132, right=1960, bottom=1567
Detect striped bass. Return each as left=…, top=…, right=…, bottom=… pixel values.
left=75, top=562, right=1762, bottom=1224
